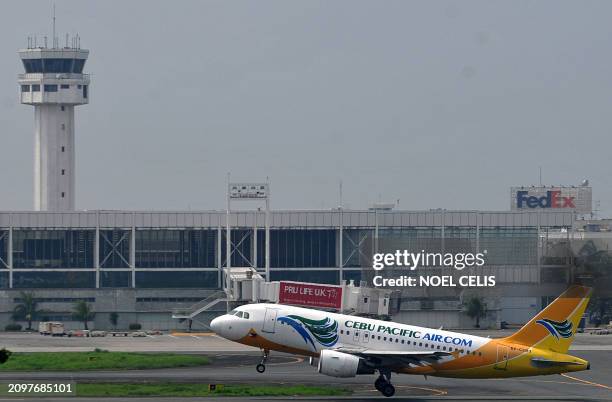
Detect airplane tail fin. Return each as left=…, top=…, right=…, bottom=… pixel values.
left=504, top=285, right=592, bottom=353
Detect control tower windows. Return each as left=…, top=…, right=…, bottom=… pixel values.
left=43, top=58, right=71, bottom=73
left=20, top=85, right=30, bottom=92
left=22, top=58, right=86, bottom=73
left=32, top=84, right=40, bottom=92
left=22, top=59, right=42, bottom=73
left=73, top=59, right=85, bottom=73
left=44, top=84, right=58, bottom=92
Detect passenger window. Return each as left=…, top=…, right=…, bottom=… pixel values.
left=401, top=340, right=404, bottom=344
left=346, top=331, right=350, bottom=335
left=383, top=337, right=387, bottom=341
left=378, top=336, right=381, bottom=340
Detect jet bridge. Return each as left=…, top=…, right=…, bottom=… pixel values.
left=172, top=267, right=393, bottom=320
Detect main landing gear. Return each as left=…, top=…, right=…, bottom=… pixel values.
left=256, top=349, right=270, bottom=373
left=374, top=370, right=395, bottom=397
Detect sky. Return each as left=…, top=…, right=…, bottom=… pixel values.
left=0, top=1, right=611, bottom=214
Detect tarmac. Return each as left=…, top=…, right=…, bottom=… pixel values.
left=0, top=331, right=610, bottom=401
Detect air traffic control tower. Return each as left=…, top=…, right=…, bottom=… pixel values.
left=18, top=36, right=89, bottom=211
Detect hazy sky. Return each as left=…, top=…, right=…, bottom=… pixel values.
left=1, top=1, right=611, bottom=214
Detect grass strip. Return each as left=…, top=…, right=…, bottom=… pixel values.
left=0, top=351, right=210, bottom=371
left=76, top=383, right=352, bottom=397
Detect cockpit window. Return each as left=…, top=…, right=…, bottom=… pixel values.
left=228, top=309, right=249, bottom=319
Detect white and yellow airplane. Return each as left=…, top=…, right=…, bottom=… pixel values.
left=210, top=285, right=591, bottom=397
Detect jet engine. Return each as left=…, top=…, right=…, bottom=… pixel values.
left=317, top=349, right=374, bottom=378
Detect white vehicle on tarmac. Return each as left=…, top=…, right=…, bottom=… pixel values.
left=38, top=322, right=65, bottom=336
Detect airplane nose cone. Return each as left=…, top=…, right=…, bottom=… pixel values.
left=210, top=316, right=223, bottom=335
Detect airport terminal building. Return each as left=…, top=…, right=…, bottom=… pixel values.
left=0, top=208, right=585, bottom=330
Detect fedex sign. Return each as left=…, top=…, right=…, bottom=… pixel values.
left=511, top=186, right=591, bottom=213
left=516, top=190, right=575, bottom=209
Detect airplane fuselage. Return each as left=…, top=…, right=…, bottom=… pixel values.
left=211, top=303, right=588, bottom=379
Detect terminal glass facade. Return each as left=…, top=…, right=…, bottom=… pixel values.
left=12, top=229, right=94, bottom=268
left=99, top=230, right=131, bottom=268
left=13, top=271, right=95, bottom=288
left=135, top=271, right=217, bottom=288
left=269, top=229, right=336, bottom=268
left=0, top=230, right=7, bottom=268
left=136, top=229, right=216, bottom=268
left=0, top=210, right=572, bottom=289
left=480, top=227, right=538, bottom=265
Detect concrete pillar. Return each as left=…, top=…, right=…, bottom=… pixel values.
left=130, top=223, right=136, bottom=288
left=8, top=226, right=13, bottom=288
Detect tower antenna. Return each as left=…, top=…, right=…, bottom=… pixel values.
left=538, top=166, right=542, bottom=186
left=52, top=3, right=56, bottom=48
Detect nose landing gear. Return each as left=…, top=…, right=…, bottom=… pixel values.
left=374, top=371, right=395, bottom=397
left=256, top=349, right=270, bottom=373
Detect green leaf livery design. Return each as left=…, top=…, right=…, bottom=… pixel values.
left=536, top=318, right=573, bottom=339
left=277, top=315, right=338, bottom=349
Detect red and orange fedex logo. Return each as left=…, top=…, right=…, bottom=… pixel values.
left=516, top=190, right=575, bottom=209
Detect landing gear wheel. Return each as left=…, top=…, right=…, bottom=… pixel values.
left=256, top=349, right=269, bottom=373
left=381, top=383, right=395, bottom=397
left=374, top=376, right=386, bottom=391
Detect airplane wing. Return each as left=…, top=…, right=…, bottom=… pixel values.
left=333, top=346, right=452, bottom=367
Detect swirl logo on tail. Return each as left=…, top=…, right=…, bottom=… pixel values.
left=277, top=315, right=338, bottom=350
left=536, top=318, right=573, bottom=339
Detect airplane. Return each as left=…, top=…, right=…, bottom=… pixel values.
left=210, top=285, right=592, bottom=397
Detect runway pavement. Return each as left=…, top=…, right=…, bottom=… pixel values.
left=0, top=332, right=610, bottom=401
left=0, top=350, right=610, bottom=401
